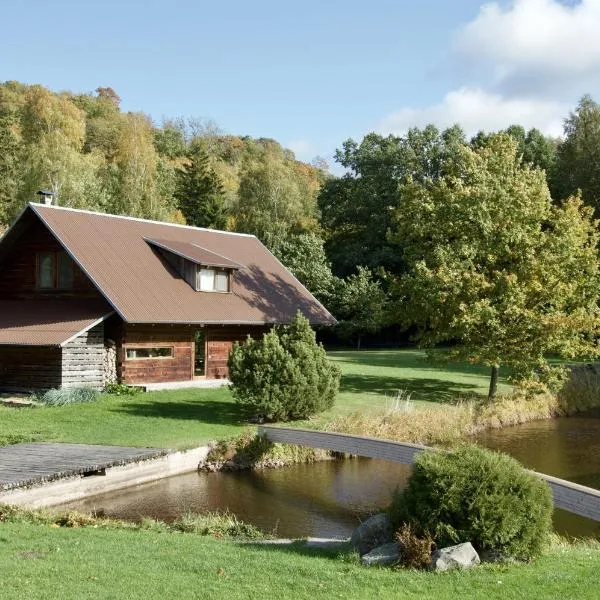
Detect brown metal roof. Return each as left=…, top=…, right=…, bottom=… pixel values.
left=25, top=204, right=335, bottom=326
left=0, top=300, right=114, bottom=346
left=145, top=238, right=243, bottom=269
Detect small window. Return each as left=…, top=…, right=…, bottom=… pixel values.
left=38, top=252, right=54, bottom=288
left=57, top=252, right=74, bottom=289
left=200, top=268, right=215, bottom=291
left=215, top=270, right=229, bottom=292
left=125, top=347, right=173, bottom=360
left=37, top=251, right=73, bottom=290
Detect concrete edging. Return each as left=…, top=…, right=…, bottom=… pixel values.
left=0, top=446, right=210, bottom=508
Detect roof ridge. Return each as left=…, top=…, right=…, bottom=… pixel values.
left=28, top=203, right=257, bottom=238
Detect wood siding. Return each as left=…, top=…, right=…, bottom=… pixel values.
left=61, top=323, right=104, bottom=389
left=204, top=325, right=268, bottom=379
left=0, top=346, right=62, bottom=391
left=0, top=217, right=102, bottom=301
left=120, top=324, right=195, bottom=384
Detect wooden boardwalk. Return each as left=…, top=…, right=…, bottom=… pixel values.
left=0, top=443, right=166, bottom=491
left=259, top=425, right=600, bottom=522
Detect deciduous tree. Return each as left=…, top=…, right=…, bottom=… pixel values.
left=273, top=232, right=334, bottom=304
left=553, top=95, right=600, bottom=213
left=391, top=135, right=600, bottom=398
left=334, top=266, right=388, bottom=350
left=319, top=126, right=465, bottom=277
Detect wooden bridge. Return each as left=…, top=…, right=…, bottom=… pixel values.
left=259, top=425, right=600, bottom=523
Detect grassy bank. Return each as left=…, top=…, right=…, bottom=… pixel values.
left=0, top=349, right=505, bottom=448
left=0, top=350, right=596, bottom=451
left=325, top=366, right=600, bottom=447
left=2, top=515, right=599, bottom=600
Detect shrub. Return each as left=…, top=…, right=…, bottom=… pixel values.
left=558, top=365, right=600, bottom=414
left=389, top=444, right=553, bottom=560
left=104, top=383, right=141, bottom=396
left=395, top=523, right=434, bottom=569
left=171, top=510, right=265, bottom=539
left=38, top=386, right=100, bottom=406
left=228, top=312, right=341, bottom=421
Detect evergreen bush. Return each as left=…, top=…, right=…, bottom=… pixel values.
left=389, top=444, right=553, bottom=560
left=228, top=313, right=341, bottom=421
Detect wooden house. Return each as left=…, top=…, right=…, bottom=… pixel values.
left=0, top=203, right=334, bottom=392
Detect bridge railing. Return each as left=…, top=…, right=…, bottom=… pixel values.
left=258, top=425, right=600, bottom=522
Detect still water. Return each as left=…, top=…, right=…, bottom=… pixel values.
left=61, top=459, right=412, bottom=538
left=61, top=411, right=600, bottom=538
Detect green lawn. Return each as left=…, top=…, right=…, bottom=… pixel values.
left=1, top=522, right=598, bottom=600
left=0, top=350, right=508, bottom=449
left=327, top=349, right=509, bottom=413
left=0, top=387, right=243, bottom=449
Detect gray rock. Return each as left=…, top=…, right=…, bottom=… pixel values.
left=430, top=542, right=480, bottom=572
left=361, top=542, right=400, bottom=567
left=350, top=513, right=393, bottom=556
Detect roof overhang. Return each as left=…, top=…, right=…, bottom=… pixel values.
left=0, top=300, right=115, bottom=347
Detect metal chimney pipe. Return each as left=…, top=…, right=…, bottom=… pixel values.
left=36, top=190, right=55, bottom=206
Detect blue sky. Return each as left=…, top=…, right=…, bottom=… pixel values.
left=3, top=1, right=599, bottom=167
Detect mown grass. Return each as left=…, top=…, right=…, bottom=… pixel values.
left=1, top=519, right=599, bottom=600
left=0, top=350, right=504, bottom=448
left=323, top=349, right=509, bottom=411
left=0, top=387, right=244, bottom=449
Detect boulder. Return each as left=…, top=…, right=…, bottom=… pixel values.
left=430, top=542, right=480, bottom=572
left=351, top=513, right=393, bottom=556
left=360, top=543, right=400, bottom=567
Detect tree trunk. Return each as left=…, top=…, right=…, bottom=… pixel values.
left=357, top=333, right=362, bottom=351
left=488, top=365, right=499, bottom=400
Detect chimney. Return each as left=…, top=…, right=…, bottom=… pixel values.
left=36, top=190, right=55, bottom=206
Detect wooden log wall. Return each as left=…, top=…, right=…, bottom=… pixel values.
left=60, top=323, right=105, bottom=389
left=0, top=216, right=103, bottom=301
left=204, top=325, right=269, bottom=379
left=120, top=324, right=195, bottom=384
left=0, top=346, right=62, bottom=392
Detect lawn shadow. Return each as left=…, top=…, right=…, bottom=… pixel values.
left=111, top=399, right=246, bottom=426
left=340, top=373, right=484, bottom=404
left=330, top=349, right=499, bottom=381
left=241, top=539, right=354, bottom=562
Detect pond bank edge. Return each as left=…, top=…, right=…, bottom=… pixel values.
left=0, top=446, right=210, bottom=508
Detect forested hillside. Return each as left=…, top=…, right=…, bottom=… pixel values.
left=2, top=81, right=600, bottom=361
left=0, top=82, right=325, bottom=246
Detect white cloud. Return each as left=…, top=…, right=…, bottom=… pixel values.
left=287, top=139, right=316, bottom=159
left=456, top=0, right=600, bottom=94
left=379, top=87, right=567, bottom=138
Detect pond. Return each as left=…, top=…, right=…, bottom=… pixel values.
left=60, top=411, right=600, bottom=539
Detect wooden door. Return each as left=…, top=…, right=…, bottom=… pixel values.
left=205, top=339, right=234, bottom=379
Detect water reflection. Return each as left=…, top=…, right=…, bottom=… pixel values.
left=476, top=411, right=600, bottom=538
left=61, top=412, right=600, bottom=539
left=61, top=459, right=412, bottom=538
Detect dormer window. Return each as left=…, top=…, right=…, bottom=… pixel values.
left=200, top=268, right=230, bottom=292
left=144, top=237, right=242, bottom=293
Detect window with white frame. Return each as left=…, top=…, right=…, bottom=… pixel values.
left=199, top=267, right=230, bottom=292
